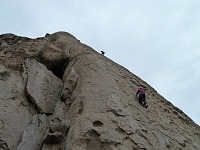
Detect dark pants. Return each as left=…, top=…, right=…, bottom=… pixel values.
left=139, top=94, right=146, bottom=106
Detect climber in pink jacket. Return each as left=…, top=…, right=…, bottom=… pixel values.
left=136, top=87, right=148, bottom=108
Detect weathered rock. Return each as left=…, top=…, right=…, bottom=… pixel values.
left=17, top=114, right=49, bottom=150
left=37, top=42, right=69, bottom=78
left=0, top=40, right=9, bottom=49
left=61, top=67, right=79, bottom=105
left=0, top=64, right=10, bottom=81
left=25, top=58, right=63, bottom=114
left=0, top=139, right=9, bottom=150
left=42, top=101, right=70, bottom=149
left=0, top=32, right=199, bottom=150
left=0, top=33, right=46, bottom=71
left=0, top=34, right=30, bottom=47
left=49, top=101, right=70, bottom=134
left=0, top=65, right=37, bottom=149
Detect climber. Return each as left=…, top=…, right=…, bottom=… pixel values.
left=100, top=51, right=105, bottom=56
left=136, top=87, right=148, bottom=108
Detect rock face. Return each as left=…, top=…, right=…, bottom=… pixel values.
left=25, top=58, right=63, bottom=114
left=0, top=32, right=200, bottom=150
left=17, top=114, right=49, bottom=150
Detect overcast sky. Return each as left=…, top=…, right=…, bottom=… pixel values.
left=1, top=0, right=200, bottom=125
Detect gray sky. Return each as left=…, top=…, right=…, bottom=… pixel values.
left=1, top=0, right=200, bottom=125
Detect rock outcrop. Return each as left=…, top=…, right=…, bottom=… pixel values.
left=17, top=114, right=49, bottom=150
left=25, top=58, right=63, bottom=114
left=0, top=32, right=200, bottom=150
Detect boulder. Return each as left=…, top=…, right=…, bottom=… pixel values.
left=25, top=58, right=63, bottom=114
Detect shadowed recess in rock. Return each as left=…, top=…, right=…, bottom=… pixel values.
left=93, top=121, right=104, bottom=127
left=50, top=59, right=68, bottom=79
left=37, top=42, right=69, bottom=79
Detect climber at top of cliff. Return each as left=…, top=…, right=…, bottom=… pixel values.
left=100, top=51, right=105, bottom=56
left=136, top=87, right=148, bottom=108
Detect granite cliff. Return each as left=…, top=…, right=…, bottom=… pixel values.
left=0, top=32, right=200, bottom=150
